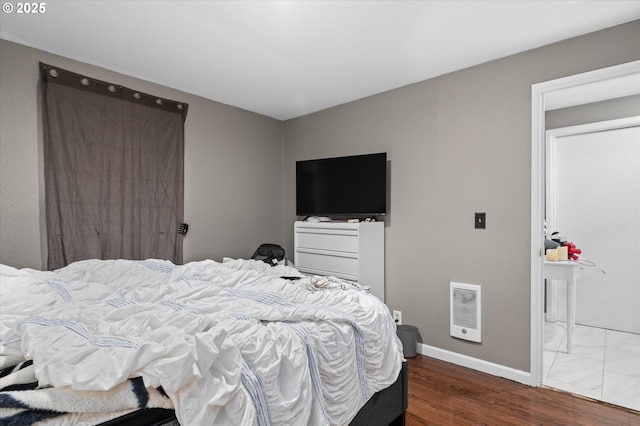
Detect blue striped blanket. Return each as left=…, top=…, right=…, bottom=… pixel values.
left=0, top=355, right=173, bottom=425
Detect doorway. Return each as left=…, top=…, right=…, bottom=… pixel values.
left=546, top=120, right=640, bottom=334
left=530, top=61, right=640, bottom=391
left=543, top=119, right=640, bottom=410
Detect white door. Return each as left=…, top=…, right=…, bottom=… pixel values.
left=547, top=123, right=640, bottom=334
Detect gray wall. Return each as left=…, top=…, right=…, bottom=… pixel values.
left=0, top=39, right=285, bottom=270
left=283, top=20, right=640, bottom=372
left=1, top=20, right=638, bottom=373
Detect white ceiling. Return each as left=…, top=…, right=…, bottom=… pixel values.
left=1, top=1, right=639, bottom=120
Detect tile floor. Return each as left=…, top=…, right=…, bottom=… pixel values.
left=544, top=321, right=640, bottom=412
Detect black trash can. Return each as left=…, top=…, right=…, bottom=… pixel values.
left=396, top=324, right=418, bottom=358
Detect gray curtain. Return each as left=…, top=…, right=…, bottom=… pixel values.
left=40, top=63, right=188, bottom=270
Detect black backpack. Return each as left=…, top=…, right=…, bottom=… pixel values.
left=251, top=243, right=285, bottom=266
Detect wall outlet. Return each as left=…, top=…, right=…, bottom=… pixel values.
left=393, top=310, right=402, bottom=325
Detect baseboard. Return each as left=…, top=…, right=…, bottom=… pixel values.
left=418, top=342, right=533, bottom=385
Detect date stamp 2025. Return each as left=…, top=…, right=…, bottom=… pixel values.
left=3, top=2, right=47, bottom=14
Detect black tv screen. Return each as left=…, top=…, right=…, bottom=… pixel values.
left=296, top=152, right=387, bottom=217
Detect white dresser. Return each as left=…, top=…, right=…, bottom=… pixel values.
left=294, top=221, right=385, bottom=302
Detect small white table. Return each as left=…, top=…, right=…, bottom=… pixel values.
left=544, top=260, right=583, bottom=354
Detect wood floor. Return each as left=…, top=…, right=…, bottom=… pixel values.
left=404, top=355, right=640, bottom=425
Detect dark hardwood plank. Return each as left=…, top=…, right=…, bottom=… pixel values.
left=405, top=355, right=640, bottom=425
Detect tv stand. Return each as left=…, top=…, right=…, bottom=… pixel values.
left=294, top=221, right=385, bottom=302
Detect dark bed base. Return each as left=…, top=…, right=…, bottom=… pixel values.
left=100, top=361, right=408, bottom=426
left=349, top=360, right=408, bottom=426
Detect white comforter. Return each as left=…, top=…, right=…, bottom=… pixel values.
left=0, top=258, right=403, bottom=425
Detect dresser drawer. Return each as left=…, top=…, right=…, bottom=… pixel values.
left=293, top=221, right=384, bottom=301
left=296, top=251, right=358, bottom=277
left=296, top=229, right=358, bottom=253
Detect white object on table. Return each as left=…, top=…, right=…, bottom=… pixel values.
left=544, top=260, right=583, bottom=354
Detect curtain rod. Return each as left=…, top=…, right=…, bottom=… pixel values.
left=39, top=62, right=188, bottom=121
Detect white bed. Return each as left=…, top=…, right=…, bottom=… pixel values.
left=0, top=258, right=404, bottom=425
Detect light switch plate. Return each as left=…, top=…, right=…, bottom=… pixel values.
left=475, top=212, right=486, bottom=229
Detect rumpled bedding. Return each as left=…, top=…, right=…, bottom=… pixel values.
left=0, top=258, right=403, bottom=425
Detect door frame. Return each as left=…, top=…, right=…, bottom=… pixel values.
left=530, top=60, right=640, bottom=386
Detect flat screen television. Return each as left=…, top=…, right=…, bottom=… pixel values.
left=296, top=152, right=387, bottom=217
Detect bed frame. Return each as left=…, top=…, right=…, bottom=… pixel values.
left=100, top=361, right=408, bottom=426
left=349, top=360, right=408, bottom=426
